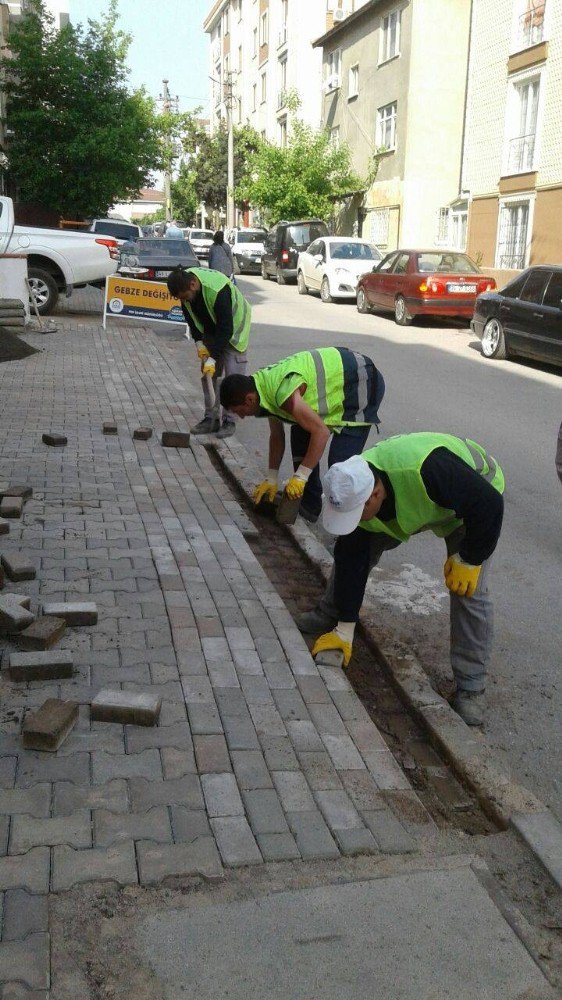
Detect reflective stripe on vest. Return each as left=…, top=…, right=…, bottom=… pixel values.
left=464, top=439, right=497, bottom=483
left=310, top=349, right=328, bottom=417
left=352, top=351, right=369, bottom=422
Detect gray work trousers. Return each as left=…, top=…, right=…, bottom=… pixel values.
left=202, top=345, right=248, bottom=425
left=319, top=526, right=493, bottom=693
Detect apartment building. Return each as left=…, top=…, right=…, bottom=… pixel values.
left=461, top=0, right=562, bottom=282
left=314, top=0, right=471, bottom=248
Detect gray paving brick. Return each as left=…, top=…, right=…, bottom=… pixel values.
left=9, top=811, right=91, bottom=854
left=272, top=771, right=315, bottom=812
left=314, top=790, right=364, bottom=831
left=231, top=750, right=273, bottom=790
left=129, top=775, right=204, bottom=812
left=181, top=676, right=215, bottom=704
left=248, top=703, right=287, bottom=738
left=161, top=747, right=197, bottom=779
left=361, top=808, right=417, bottom=854
left=286, top=720, right=324, bottom=752
left=298, top=752, right=342, bottom=791
left=2, top=889, right=49, bottom=940
left=0, top=786, right=51, bottom=818
left=207, top=659, right=239, bottom=688
left=136, top=838, right=222, bottom=884
left=194, top=735, right=231, bottom=773
left=214, top=688, right=247, bottom=717
left=295, top=675, right=332, bottom=704
left=92, top=749, right=162, bottom=784
left=363, top=751, right=412, bottom=791
left=272, top=688, right=310, bottom=722
left=52, top=841, right=138, bottom=890
left=262, top=659, right=296, bottom=689
left=201, top=773, right=244, bottom=817
left=242, top=789, right=288, bottom=835
left=91, top=689, right=162, bottom=726
left=170, top=807, right=211, bottom=844
left=0, top=815, right=8, bottom=855
left=125, top=722, right=192, bottom=754
left=333, top=826, right=379, bottom=856
left=94, top=807, right=172, bottom=847
left=239, top=675, right=274, bottom=705
left=286, top=811, right=340, bottom=861
left=42, top=601, right=98, bottom=626
left=232, top=649, right=263, bottom=676
left=259, top=735, right=299, bottom=772
left=316, top=663, right=353, bottom=692
left=211, top=816, right=262, bottom=867
left=308, top=702, right=348, bottom=736
left=345, top=718, right=389, bottom=752
left=222, top=714, right=260, bottom=751
left=0, top=849, right=50, bottom=892
left=329, top=691, right=372, bottom=723
left=256, top=832, right=300, bottom=862
left=0, top=756, right=17, bottom=789
left=0, top=933, right=49, bottom=990
left=16, top=752, right=89, bottom=788
left=6, top=651, right=74, bottom=682
left=53, top=780, right=128, bottom=816
left=186, top=702, right=223, bottom=735
left=322, top=734, right=366, bottom=771
left=340, top=770, right=386, bottom=811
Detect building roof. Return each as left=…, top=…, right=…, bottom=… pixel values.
left=312, top=0, right=381, bottom=49
left=137, top=189, right=165, bottom=203
left=203, top=0, right=227, bottom=33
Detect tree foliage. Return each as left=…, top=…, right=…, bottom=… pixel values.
left=186, top=121, right=260, bottom=213
left=171, top=163, right=198, bottom=225
left=237, top=119, right=361, bottom=224
left=1, top=0, right=163, bottom=218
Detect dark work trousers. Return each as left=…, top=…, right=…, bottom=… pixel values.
left=290, top=423, right=371, bottom=517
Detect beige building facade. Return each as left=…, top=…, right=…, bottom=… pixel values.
left=462, top=0, right=562, bottom=283
left=315, top=0, right=471, bottom=249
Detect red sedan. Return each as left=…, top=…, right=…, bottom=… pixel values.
left=356, top=249, right=496, bottom=325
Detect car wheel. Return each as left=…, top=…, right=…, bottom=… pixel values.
left=276, top=267, right=286, bottom=285
left=394, top=295, right=412, bottom=326
left=261, top=262, right=269, bottom=280
left=481, top=317, right=507, bottom=359
left=356, top=288, right=370, bottom=314
left=297, top=271, right=308, bottom=295
left=320, top=277, right=332, bottom=303
left=27, top=267, right=59, bottom=315
left=233, top=256, right=240, bottom=275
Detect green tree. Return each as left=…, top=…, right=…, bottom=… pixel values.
left=237, top=119, right=361, bottom=224
left=1, top=0, right=163, bottom=218
left=187, top=121, right=260, bottom=213
left=171, top=163, right=198, bottom=225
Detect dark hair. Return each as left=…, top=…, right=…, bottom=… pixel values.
left=220, top=374, right=256, bottom=408
left=166, top=266, right=195, bottom=297
left=213, top=230, right=224, bottom=244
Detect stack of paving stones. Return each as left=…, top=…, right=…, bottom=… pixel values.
left=0, top=318, right=433, bottom=995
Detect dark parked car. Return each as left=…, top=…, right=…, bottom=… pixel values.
left=261, top=219, right=330, bottom=284
left=117, top=238, right=198, bottom=281
left=89, top=219, right=143, bottom=244
left=356, top=249, right=496, bottom=325
left=472, top=265, right=562, bottom=366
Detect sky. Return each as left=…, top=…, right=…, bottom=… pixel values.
left=68, top=0, right=211, bottom=117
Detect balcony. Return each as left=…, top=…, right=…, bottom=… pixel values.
left=506, top=132, right=536, bottom=173
left=277, top=89, right=287, bottom=111
left=278, top=23, right=288, bottom=48
left=515, top=2, right=545, bottom=50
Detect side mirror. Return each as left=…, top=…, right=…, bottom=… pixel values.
left=314, top=253, right=323, bottom=262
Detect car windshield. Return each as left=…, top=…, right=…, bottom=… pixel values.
left=95, top=222, right=139, bottom=240
left=416, top=252, right=479, bottom=274
left=190, top=230, right=214, bottom=240
left=137, top=239, right=192, bottom=257
left=287, top=223, right=328, bottom=248
left=330, top=241, right=380, bottom=261
left=237, top=231, right=265, bottom=244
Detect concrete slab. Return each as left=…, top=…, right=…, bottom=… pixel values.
left=136, top=866, right=556, bottom=1000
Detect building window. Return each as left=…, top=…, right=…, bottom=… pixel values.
left=279, top=116, right=287, bottom=147
left=330, top=127, right=340, bottom=149
left=325, top=48, right=341, bottom=90
left=496, top=198, right=533, bottom=269
left=436, top=207, right=449, bottom=244
left=513, top=0, right=546, bottom=51
left=450, top=206, right=468, bottom=251
left=253, top=27, right=257, bottom=57
left=368, top=207, right=390, bottom=245
left=222, top=4, right=230, bottom=35
left=377, top=101, right=397, bottom=150
left=279, top=0, right=288, bottom=45
left=505, top=74, right=540, bottom=173
left=238, top=0, right=243, bottom=22
left=348, top=63, right=359, bottom=98
left=260, top=10, right=268, bottom=46
left=252, top=83, right=257, bottom=111
left=238, top=45, right=243, bottom=72
left=380, top=8, right=401, bottom=64
left=261, top=71, right=267, bottom=103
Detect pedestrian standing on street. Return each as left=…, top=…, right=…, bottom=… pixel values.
left=165, top=221, right=185, bottom=239
left=299, top=432, right=504, bottom=727
left=208, top=230, right=235, bottom=280
left=219, top=347, right=385, bottom=522
left=167, top=265, right=251, bottom=438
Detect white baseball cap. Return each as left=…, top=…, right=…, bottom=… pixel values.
left=322, top=455, right=375, bottom=535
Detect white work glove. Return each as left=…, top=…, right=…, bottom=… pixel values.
left=202, top=357, right=216, bottom=378
left=284, top=464, right=313, bottom=500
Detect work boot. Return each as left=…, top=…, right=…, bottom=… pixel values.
left=294, top=606, right=337, bottom=634
left=216, top=420, right=236, bottom=439
left=191, top=417, right=220, bottom=435
left=451, top=690, right=485, bottom=727
left=299, top=503, right=319, bottom=524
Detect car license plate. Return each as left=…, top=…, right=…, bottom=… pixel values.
left=156, top=270, right=169, bottom=278
left=447, top=283, right=476, bottom=294
left=255, top=256, right=261, bottom=263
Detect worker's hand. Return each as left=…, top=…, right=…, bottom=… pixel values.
left=254, top=477, right=278, bottom=505
left=312, top=631, right=352, bottom=668
left=284, top=465, right=312, bottom=500
left=195, top=341, right=210, bottom=361
left=444, top=554, right=481, bottom=598
left=202, top=357, right=216, bottom=378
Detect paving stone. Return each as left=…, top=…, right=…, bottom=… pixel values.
left=231, top=750, right=273, bottom=790
left=2, top=889, right=49, bottom=940
left=286, top=811, right=340, bottom=861
left=314, top=790, right=364, bottom=831
left=295, top=675, right=332, bottom=704
left=256, top=832, right=300, bottom=862
left=95, top=806, right=172, bottom=847
left=9, top=811, right=91, bottom=853
left=345, top=718, right=389, bottom=752
left=7, top=651, right=73, bottom=682
left=53, top=780, right=128, bottom=816
left=0, top=517, right=10, bottom=536
left=363, top=751, right=413, bottom=791
left=133, top=427, right=153, bottom=441
left=308, top=702, right=348, bottom=736
left=322, top=735, right=366, bottom=771
left=161, top=747, right=197, bottom=779
left=136, top=838, right=223, bottom=883
left=333, top=826, right=379, bottom=857
left=92, top=749, right=162, bottom=784
left=330, top=691, right=373, bottom=723
left=211, top=816, right=262, bottom=867
left=286, top=720, right=325, bottom=752
left=22, top=699, right=79, bottom=752
left=126, top=722, right=192, bottom=754
left=0, top=849, right=50, bottom=892
left=161, top=430, right=190, bottom=448
left=340, top=770, right=386, bottom=812
left=102, top=422, right=118, bottom=434
left=259, top=735, right=299, bottom=772
left=272, top=771, right=315, bottom=812
left=361, top=808, right=417, bottom=854
left=194, top=735, right=231, bottom=773
left=42, top=432, right=67, bottom=447
left=18, top=617, right=66, bottom=651
left=42, top=602, right=98, bottom=626
left=1, top=553, right=36, bottom=582
left=242, top=789, right=288, bottom=835
left=0, top=484, right=32, bottom=500
left=170, top=806, right=211, bottom=844
left=52, top=842, right=138, bottom=891
left=91, top=689, right=162, bottom=726
left=0, top=756, right=17, bottom=789
left=298, top=752, right=342, bottom=791
left=130, top=775, right=204, bottom=812
left=0, top=497, right=24, bottom=519
left=272, top=688, right=310, bottom=722
left=201, top=773, right=244, bottom=817
left=0, top=598, right=35, bottom=633
left=222, top=714, right=260, bottom=751
left=16, top=752, right=89, bottom=788
left=0, top=933, right=50, bottom=990
left=0, top=785, right=51, bottom=818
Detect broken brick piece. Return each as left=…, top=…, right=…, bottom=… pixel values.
left=133, top=427, right=153, bottom=441
left=1, top=552, right=36, bottom=582
left=91, top=689, right=162, bottom=726
left=7, top=650, right=74, bottom=682
left=0, top=483, right=32, bottom=500
left=42, top=601, right=98, bottom=626
left=0, top=595, right=35, bottom=633
left=18, top=616, right=66, bottom=650
left=161, top=430, right=190, bottom=449
left=0, top=496, right=23, bottom=518
left=103, top=422, right=118, bottom=434
left=42, top=432, right=67, bottom=447
left=22, top=698, right=79, bottom=751
left=0, top=517, right=9, bottom=536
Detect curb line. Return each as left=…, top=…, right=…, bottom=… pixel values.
left=210, top=436, right=562, bottom=890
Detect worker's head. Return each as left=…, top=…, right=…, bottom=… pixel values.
left=220, top=374, right=260, bottom=417
left=321, top=455, right=385, bottom=535
left=167, top=267, right=200, bottom=303
left=213, top=230, right=225, bottom=245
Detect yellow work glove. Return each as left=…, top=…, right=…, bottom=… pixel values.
left=444, top=554, right=481, bottom=598
left=202, top=357, right=216, bottom=378
left=195, top=341, right=210, bottom=361
left=284, top=465, right=312, bottom=500
left=312, top=631, right=353, bottom=668
left=254, top=473, right=278, bottom=505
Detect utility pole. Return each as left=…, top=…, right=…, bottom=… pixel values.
left=158, top=79, right=179, bottom=222
left=224, top=72, right=235, bottom=229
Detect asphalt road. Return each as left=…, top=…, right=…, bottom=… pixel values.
left=62, top=278, right=562, bottom=820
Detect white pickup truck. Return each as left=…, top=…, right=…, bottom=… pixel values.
left=0, top=196, right=119, bottom=315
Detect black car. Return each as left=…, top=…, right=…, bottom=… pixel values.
left=261, top=219, right=330, bottom=284
left=472, top=265, right=562, bottom=367
left=117, top=238, right=199, bottom=281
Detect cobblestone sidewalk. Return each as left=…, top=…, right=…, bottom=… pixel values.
left=0, top=318, right=431, bottom=994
